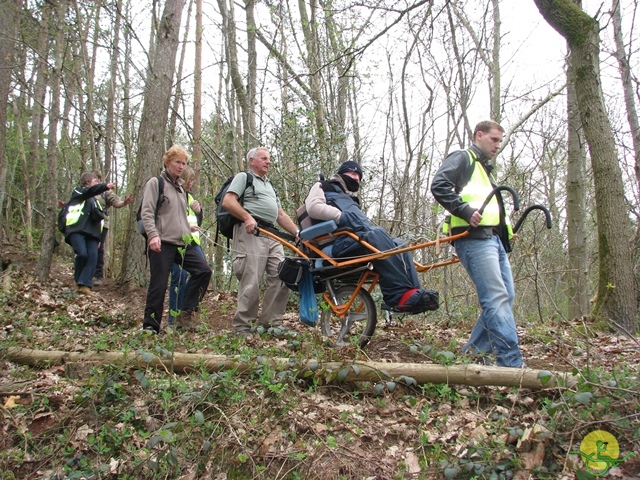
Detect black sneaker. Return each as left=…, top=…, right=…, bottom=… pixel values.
left=394, top=289, right=439, bottom=312
left=416, top=290, right=439, bottom=310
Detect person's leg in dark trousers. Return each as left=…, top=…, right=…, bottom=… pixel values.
left=68, top=233, right=88, bottom=286
left=181, top=244, right=212, bottom=312
left=334, top=227, right=427, bottom=308
left=68, top=233, right=99, bottom=288
left=143, top=243, right=178, bottom=332
left=94, top=227, right=108, bottom=284
left=363, top=228, right=419, bottom=306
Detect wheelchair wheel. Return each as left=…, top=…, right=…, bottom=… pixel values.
left=324, top=285, right=377, bottom=348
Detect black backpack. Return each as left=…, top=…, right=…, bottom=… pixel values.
left=57, top=202, right=72, bottom=234
left=136, top=176, right=165, bottom=239
left=214, top=172, right=254, bottom=245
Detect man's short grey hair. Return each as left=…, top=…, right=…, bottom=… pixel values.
left=246, top=146, right=267, bottom=163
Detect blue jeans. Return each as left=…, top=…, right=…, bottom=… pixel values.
left=168, top=245, right=203, bottom=324
left=454, top=236, right=523, bottom=367
left=68, top=233, right=99, bottom=288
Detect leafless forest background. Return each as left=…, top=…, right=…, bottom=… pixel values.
left=0, top=0, right=639, bottom=332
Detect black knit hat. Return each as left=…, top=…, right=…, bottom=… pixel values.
left=337, top=161, right=363, bottom=180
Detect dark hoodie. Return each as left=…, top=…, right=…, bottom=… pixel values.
left=64, top=183, right=111, bottom=243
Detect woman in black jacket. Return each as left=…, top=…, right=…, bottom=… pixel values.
left=63, top=172, right=114, bottom=297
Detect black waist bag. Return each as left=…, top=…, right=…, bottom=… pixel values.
left=278, top=258, right=308, bottom=291
left=278, top=258, right=325, bottom=293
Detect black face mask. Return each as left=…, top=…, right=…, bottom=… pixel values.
left=339, top=173, right=360, bottom=192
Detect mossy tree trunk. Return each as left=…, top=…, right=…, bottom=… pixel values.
left=533, top=0, right=638, bottom=333
left=566, top=53, right=590, bottom=320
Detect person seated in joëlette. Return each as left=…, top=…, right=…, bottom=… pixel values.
left=303, top=161, right=438, bottom=313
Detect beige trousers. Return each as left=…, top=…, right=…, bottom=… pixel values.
left=231, top=224, right=290, bottom=333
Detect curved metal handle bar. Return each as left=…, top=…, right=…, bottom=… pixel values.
left=512, top=204, right=552, bottom=234
left=477, top=185, right=520, bottom=215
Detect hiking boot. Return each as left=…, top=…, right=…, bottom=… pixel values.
left=77, top=285, right=96, bottom=298
left=175, top=311, right=199, bottom=331
left=93, top=278, right=103, bottom=286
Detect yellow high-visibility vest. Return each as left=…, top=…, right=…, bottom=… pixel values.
left=65, top=202, right=85, bottom=228
left=186, top=193, right=200, bottom=245
left=449, top=149, right=502, bottom=230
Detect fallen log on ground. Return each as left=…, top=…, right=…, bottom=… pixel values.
left=3, top=347, right=577, bottom=390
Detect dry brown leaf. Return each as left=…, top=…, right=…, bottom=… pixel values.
left=404, top=450, right=421, bottom=474
left=3, top=395, right=19, bottom=408
left=75, top=424, right=94, bottom=441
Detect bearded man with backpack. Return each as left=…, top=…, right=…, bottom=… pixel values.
left=221, top=146, right=299, bottom=338
left=139, top=145, right=212, bottom=334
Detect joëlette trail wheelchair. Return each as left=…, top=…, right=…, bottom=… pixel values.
left=257, top=186, right=551, bottom=348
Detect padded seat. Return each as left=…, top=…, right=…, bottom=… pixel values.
left=299, top=220, right=337, bottom=241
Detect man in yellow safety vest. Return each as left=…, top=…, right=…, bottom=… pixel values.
left=431, top=120, right=525, bottom=368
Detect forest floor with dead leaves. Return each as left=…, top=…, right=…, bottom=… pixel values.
left=0, top=248, right=639, bottom=480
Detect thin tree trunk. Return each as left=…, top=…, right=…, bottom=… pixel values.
left=27, top=7, right=50, bottom=232
left=168, top=0, right=193, bottom=144
left=102, top=0, right=123, bottom=276
left=245, top=0, right=257, bottom=144
left=447, top=3, right=476, bottom=139
left=0, top=0, right=21, bottom=239
left=121, top=0, right=134, bottom=189
left=490, top=0, right=501, bottom=122
left=212, top=43, right=226, bottom=288
left=12, top=102, right=33, bottom=249
left=320, top=0, right=352, bottom=162
left=611, top=0, right=640, bottom=191
left=192, top=0, right=202, bottom=174
left=71, top=0, right=101, bottom=168
left=36, top=1, right=66, bottom=282
left=298, top=0, right=328, bottom=159
left=105, top=0, right=122, bottom=180
left=217, top=0, right=251, bottom=148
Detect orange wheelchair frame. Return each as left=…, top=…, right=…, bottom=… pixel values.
left=257, top=186, right=551, bottom=348
left=257, top=225, right=467, bottom=347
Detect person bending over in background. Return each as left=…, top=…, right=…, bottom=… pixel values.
left=431, top=120, right=525, bottom=368
left=168, top=166, right=204, bottom=325
left=63, top=171, right=115, bottom=297
left=304, top=161, right=439, bottom=313
left=139, top=145, right=212, bottom=334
